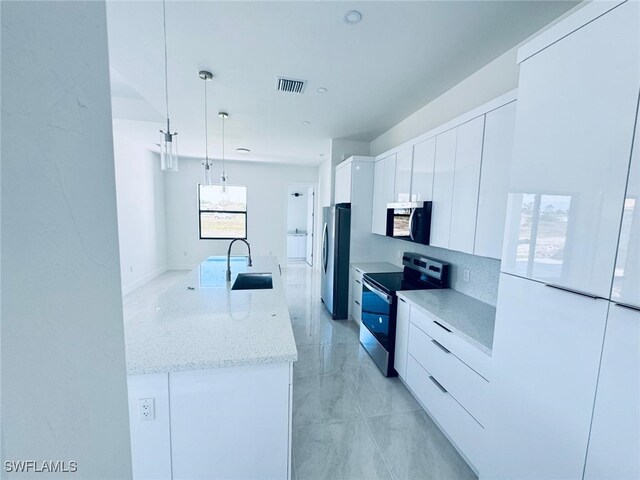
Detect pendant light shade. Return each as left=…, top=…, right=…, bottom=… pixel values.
left=159, top=0, right=178, bottom=172
left=219, top=111, right=229, bottom=192
left=200, top=70, right=214, bottom=185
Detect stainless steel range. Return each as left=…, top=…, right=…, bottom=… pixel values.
left=359, top=252, right=449, bottom=377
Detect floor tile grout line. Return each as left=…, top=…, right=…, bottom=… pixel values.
left=362, top=414, right=398, bottom=480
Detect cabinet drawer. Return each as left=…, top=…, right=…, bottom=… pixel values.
left=408, top=323, right=488, bottom=426
left=406, top=355, right=484, bottom=471
left=410, top=306, right=490, bottom=380
left=352, top=298, right=362, bottom=324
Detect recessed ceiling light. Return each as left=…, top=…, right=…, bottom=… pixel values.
left=236, top=148, right=251, bottom=153
left=303, top=121, right=312, bottom=125
left=317, top=87, right=328, bottom=94
left=344, top=10, right=362, bottom=25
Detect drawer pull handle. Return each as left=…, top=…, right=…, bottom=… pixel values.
left=399, top=298, right=406, bottom=303
left=429, top=376, right=447, bottom=393
left=355, top=300, right=360, bottom=305
left=545, top=283, right=599, bottom=300
left=614, top=302, right=640, bottom=312
left=355, top=280, right=361, bottom=284
left=431, top=339, right=450, bottom=354
left=433, top=321, right=451, bottom=333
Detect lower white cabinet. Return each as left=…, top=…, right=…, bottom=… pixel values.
left=128, top=363, right=293, bottom=480
left=287, top=234, right=306, bottom=259
left=394, top=297, right=410, bottom=379
left=350, top=266, right=363, bottom=323
left=584, top=304, right=640, bottom=480
left=485, top=273, right=609, bottom=480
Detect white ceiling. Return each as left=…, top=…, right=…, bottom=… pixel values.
left=106, top=1, right=577, bottom=166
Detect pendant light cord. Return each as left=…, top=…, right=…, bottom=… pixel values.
left=162, top=0, right=170, bottom=129
left=204, top=79, right=209, bottom=166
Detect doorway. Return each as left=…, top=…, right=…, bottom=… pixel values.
left=286, top=185, right=315, bottom=266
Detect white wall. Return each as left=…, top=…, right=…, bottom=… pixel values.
left=165, top=159, right=317, bottom=269
left=1, top=1, right=132, bottom=477
left=113, top=120, right=167, bottom=295
left=286, top=186, right=310, bottom=232
left=370, top=47, right=520, bottom=156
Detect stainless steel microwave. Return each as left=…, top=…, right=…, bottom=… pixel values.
left=386, top=201, right=432, bottom=245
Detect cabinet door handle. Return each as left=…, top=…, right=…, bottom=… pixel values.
left=614, top=302, right=640, bottom=312
left=355, top=300, right=360, bottom=306
left=433, top=321, right=451, bottom=333
left=431, top=339, right=450, bottom=354
left=399, top=298, right=406, bottom=303
left=429, top=376, right=447, bottom=393
left=355, top=280, right=361, bottom=284
left=545, top=283, right=599, bottom=299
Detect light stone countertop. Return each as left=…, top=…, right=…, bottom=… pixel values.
left=351, top=262, right=403, bottom=274
left=124, top=256, right=298, bottom=375
left=397, top=289, right=496, bottom=356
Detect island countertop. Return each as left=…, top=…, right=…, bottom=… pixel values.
left=124, top=256, right=298, bottom=375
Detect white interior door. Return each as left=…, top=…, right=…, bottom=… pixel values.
left=306, top=187, right=314, bottom=266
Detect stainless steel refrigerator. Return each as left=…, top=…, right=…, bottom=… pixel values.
left=321, top=203, right=351, bottom=319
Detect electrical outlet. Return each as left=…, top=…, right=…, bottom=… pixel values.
left=129, top=266, right=134, bottom=273
left=139, top=398, right=155, bottom=422
left=463, top=269, right=470, bottom=283
left=183, top=251, right=188, bottom=257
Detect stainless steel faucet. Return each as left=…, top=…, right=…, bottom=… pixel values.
left=226, top=238, right=252, bottom=282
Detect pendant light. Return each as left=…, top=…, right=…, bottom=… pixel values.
left=159, top=0, right=178, bottom=172
left=219, top=111, right=229, bottom=192
left=199, top=70, right=214, bottom=185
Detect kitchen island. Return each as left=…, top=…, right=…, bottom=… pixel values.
left=125, top=256, right=297, bottom=480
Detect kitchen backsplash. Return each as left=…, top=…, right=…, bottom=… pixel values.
left=379, top=236, right=501, bottom=306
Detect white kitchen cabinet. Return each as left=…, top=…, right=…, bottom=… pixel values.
left=431, top=128, right=457, bottom=249
left=394, top=297, right=410, bottom=379
left=371, top=154, right=396, bottom=235
left=449, top=116, right=484, bottom=254
left=411, top=137, right=436, bottom=202
left=474, top=101, right=517, bottom=259
left=170, top=363, right=292, bottom=480
left=394, top=146, right=413, bottom=203
left=334, top=161, right=352, bottom=204
left=611, top=112, right=640, bottom=308
left=584, top=303, right=640, bottom=480
left=350, top=266, right=364, bottom=323
left=485, top=273, right=609, bottom=480
left=500, top=0, right=640, bottom=297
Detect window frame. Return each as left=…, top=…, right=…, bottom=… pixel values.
left=197, top=184, right=248, bottom=240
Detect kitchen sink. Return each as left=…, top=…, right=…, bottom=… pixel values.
left=231, top=273, right=273, bottom=290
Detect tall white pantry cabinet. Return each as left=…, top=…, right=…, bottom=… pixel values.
left=485, top=2, right=640, bottom=479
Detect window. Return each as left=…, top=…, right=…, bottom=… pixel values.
left=198, top=185, right=247, bottom=239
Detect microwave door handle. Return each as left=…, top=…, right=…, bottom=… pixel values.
left=363, top=279, right=393, bottom=304
left=409, top=208, right=416, bottom=241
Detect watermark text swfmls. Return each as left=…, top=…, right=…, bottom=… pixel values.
left=4, top=461, right=78, bottom=473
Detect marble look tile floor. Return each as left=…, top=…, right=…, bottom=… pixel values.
left=283, top=262, right=477, bottom=480
left=123, top=262, right=477, bottom=480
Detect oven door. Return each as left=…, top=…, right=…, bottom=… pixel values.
left=361, top=278, right=394, bottom=349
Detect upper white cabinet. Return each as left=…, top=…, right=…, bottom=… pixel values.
left=611, top=112, right=640, bottom=308
left=474, top=102, right=517, bottom=259
left=371, top=154, right=396, bottom=235
left=485, top=273, right=609, bottom=479
left=500, top=0, right=640, bottom=297
left=411, top=137, right=436, bottom=202
left=431, top=128, right=457, bottom=249
left=449, top=116, right=484, bottom=254
left=394, top=147, right=413, bottom=203
left=584, top=303, right=640, bottom=480
left=334, top=161, right=352, bottom=204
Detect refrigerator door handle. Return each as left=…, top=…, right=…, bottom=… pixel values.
left=322, top=223, right=328, bottom=273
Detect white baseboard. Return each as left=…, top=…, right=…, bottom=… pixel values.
left=121, top=265, right=168, bottom=296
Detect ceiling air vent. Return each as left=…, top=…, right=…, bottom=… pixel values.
left=276, top=77, right=306, bottom=94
